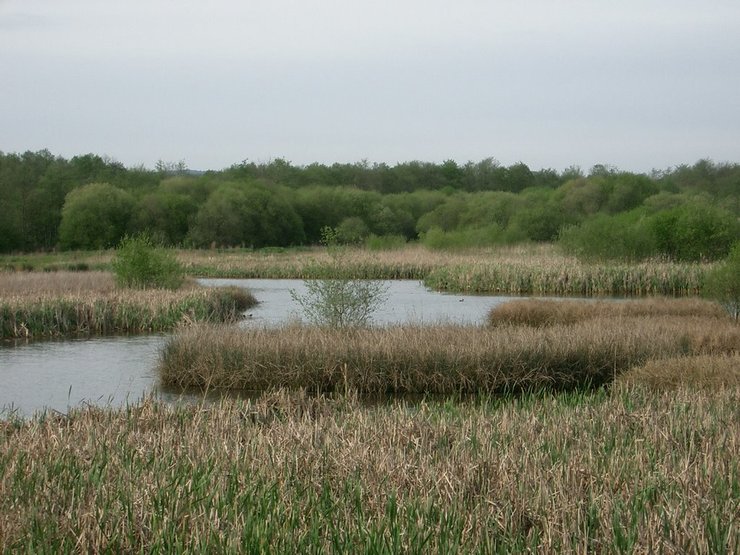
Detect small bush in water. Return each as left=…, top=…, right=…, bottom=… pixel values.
left=112, top=234, right=184, bottom=290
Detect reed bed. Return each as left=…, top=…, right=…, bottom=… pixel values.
left=1, top=385, right=737, bottom=552
left=488, top=297, right=729, bottom=327
left=424, top=257, right=709, bottom=296
left=178, top=245, right=454, bottom=280
left=619, top=353, right=740, bottom=390
left=2, top=244, right=712, bottom=296
left=159, top=315, right=740, bottom=395
left=0, top=272, right=256, bottom=338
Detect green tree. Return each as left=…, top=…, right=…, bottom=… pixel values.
left=58, top=183, right=135, bottom=250
left=189, top=182, right=305, bottom=248
left=131, top=191, right=198, bottom=245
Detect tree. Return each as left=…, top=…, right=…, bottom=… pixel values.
left=58, top=183, right=135, bottom=250
left=131, top=191, right=198, bottom=245
left=188, top=182, right=305, bottom=248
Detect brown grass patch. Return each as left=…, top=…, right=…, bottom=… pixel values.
left=488, top=297, right=730, bottom=327
left=159, top=315, right=740, bottom=395
left=619, top=354, right=740, bottom=389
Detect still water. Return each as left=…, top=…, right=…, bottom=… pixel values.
left=1, top=279, right=512, bottom=417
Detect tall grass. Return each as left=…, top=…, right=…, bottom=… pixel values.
left=1, top=385, right=737, bottom=552
left=0, top=272, right=256, bottom=338
left=425, top=257, right=708, bottom=296
left=488, top=297, right=729, bottom=327
left=159, top=315, right=739, bottom=395
left=1, top=244, right=712, bottom=296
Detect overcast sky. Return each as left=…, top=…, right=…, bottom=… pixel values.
left=1, top=0, right=739, bottom=172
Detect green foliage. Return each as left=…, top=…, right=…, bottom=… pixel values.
left=650, top=204, right=739, bottom=261
left=420, top=225, right=505, bottom=250
left=559, top=211, right=657, bottom=261
left=703, top=242, right=740, bottom=320
left=1, top=151, right=739, bottom=254
left=111, top=235, right=184, bottom=290
left=335, top=217, right=370, bottom=245
left=291, top=227, right=388, bottom=328
left=131, top=191, right=198, bottom=246
left=188, top=182, right=305, bottom=248
left=508, top=189, right=570, bottom=242
left=365, top=234, right=407, bottom=250
left=58, top=183, right=135, bottom=250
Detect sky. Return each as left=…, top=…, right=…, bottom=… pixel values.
left=1, top=0, right=739, bottom=173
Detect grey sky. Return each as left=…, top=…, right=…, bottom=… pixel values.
left=1, top=0, right=739, bottom=172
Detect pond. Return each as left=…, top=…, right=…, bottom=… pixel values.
left=1, top=279, right=515, bottom=417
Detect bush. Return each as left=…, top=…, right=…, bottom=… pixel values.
left=703, top=242, right=740, bottom=320
left=290, top=227, right=388, bottom=328
left=112, top=235, right=184, bottom=290
left=365, top=234, right=407, bottom=250
left=558, top=211, right=657, bottom=261
left=650, top=204, right=739, bottom=261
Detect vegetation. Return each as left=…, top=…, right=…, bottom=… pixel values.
left=487, top=297, right=727, bottom=327
left=112, top=234, right=184, bottom=290
left=1, top=151, right=738, bottom=262
left=703, top=241, right=740, bottom=319
left=1, top=384, right=738, bottom=552
left=0, top=272, right=256, bottom=338
left=290, top=227, right=388, bottom=328
left=158, top=311, right=738, bottom=395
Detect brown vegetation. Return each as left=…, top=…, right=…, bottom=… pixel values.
left=159, top=314, right=739, bottom=395
left=488, top=297, right=729, bottom=327
left=0, top=272, right=256, bottom=338
left=1, top=385, right=737, bottom=552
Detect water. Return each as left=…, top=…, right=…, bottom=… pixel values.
left=0, top=279, right=513, bottom=417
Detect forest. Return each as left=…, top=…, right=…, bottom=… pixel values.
left=1, top=150, right=738, bottom=261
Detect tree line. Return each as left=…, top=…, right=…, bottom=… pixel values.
left=0, top=150, right=738, bottom=261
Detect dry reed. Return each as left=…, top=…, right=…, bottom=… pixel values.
left=619, top=354, right=740, bottom=390
left=0, top=272, right=256, bottom=338
left=1, top=385, right=737, bottom=552
left=2, top=244, right=711, bottom=295
left=159, top=315, right=740, bottom=395
left=488, top=297, right=730, bottom=327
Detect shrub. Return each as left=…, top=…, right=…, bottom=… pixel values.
left=290, top=227, right=388, bottom=328
left=112, top=234, right=184, bottom=290
left=703, top=241, right=740, bottom=320
left=365, top=234, right=407, bottom=251
left=558, top=211, right=657, bottom=261
left=650, top=204, right=739, bottom=261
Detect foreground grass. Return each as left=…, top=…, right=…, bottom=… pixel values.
left=0, top=244, right=711, bottom=296
left=1, top=384, right=737, bottom=553
left=0, top=272, right=256, bottom=338
left=159, top=313, right=739, bottom=395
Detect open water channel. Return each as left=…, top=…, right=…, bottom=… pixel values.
left=1, top=279, right=517, bottom=417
